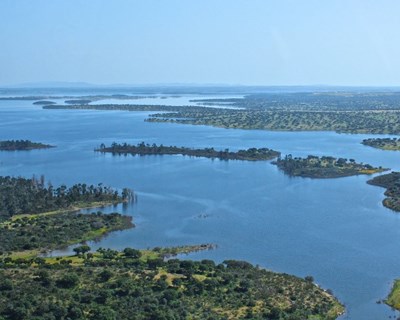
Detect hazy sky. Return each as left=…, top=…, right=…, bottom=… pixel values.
left=1, top=0, right=400, bottom=86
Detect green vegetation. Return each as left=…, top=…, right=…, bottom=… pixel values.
left=32, top=100, right=56, bottom=105
left=193, top=92, right=400, bottom=111
left=0, top=140, right=54, bottom=151
left=362, top=137, right=400, bottom=150
left=147, top=109, right=400, bottom=134
left=97, top=142, right=280, bottom=161
left=0, top=247, right=344, bottom=320
left=42, top=92, right=400, bottom=134
left=0, top=175, right=134, bottom=221
left=386, top=280, right=400, bottom=310
left=367, top=172, right=400, bottom=212
left=0, top=211, right=133, bottom=256
left=0, top=174, right=344, bottom=319
left=273, top=155, right=387, bottom=178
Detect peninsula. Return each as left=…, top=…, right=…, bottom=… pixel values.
left=0, top=140, right=54, bottom=151
left=367, top=172, right=400, bottom=212
left=273, top=155, right=387, bottom=178
left=362, top=137, right=400, bottom=151
left=42, top=91, right=400, bottom=134
left=96, top=142, right=280, bottom=161
left=0, top=246, right=344, bottom=320
left=386, top=280, right=400, bottom=311
left=0, top=175, right=134, bottom=221
left=0, top=175, right=344, bottom=319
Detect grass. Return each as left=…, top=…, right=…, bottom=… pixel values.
left=386, top=279, right=400, bottom=309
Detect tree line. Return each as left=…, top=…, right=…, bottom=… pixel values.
left=273, top=154, right=386, bottom=178
left=0, top=140, right=53, bottom=151
left=0, top=176, right=134, bottom=221
left=97, top=142, right=280, bottom=161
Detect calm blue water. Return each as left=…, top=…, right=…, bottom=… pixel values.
left=1, top=92, right=400, bottom=319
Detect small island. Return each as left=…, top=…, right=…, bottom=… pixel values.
left=367, top=172, right=400, bottom=212
left=96, top=142, right=281, bottom=161
left=0, top=139, right=54, bottom=151
left=362, top=137, right=400, bottom=151
left=273, top=154, right=387, bottom=178
left=33, top=100, right=57, bottom=105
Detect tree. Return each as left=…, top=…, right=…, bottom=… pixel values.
left=123, top=247, right=141, bottom=258
left=73, top=245, right=91, bottom=256
left=56, top=273, right=79, bottom=288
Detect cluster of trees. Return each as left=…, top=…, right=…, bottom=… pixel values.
left=367, top=172, right=400, bottom=212
left=0, top=140, right=53, bottom=151
left=0, top=248, right=343, bottom=320
left=97, top=142, right=280, bottom=161
left=147, top=109, right=400, bottom=134
left=362, top=137, right=400, bottom=150
left=0, top=211, right=133, bottom=254
left=0, top=176, right=134, bottom=221
left=225, top=92, right=400, bottom=111
left=32, top=100, right=56, bottom=105
left=273, top=154, right=385, bottom=178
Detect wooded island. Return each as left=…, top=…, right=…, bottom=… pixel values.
left=367, top=172, right=400, bottom=212
left=273, top=155, right=386, bottom=178
left=0, top=140, right=54, bottom=151
left=96, top=142, right=281, bottom=161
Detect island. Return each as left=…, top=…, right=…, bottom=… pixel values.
left=272, top=155, right=387, bottom=178
left=362, top=137, right=400, bottom=151
left=0, top=140, right=54, bottom=151
left=367, top=172, right=400, bottom=212
left=96, top=142, right=281, bottom=161
left=32, top=100, right=56, bottom=105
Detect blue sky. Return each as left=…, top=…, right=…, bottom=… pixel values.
left=1, top=0, right=400, bottom=86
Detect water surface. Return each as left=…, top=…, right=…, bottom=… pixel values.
left=0, top=93, right=400, bottom=319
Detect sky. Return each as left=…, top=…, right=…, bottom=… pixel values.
left=1, top=0, right=400, bottom=87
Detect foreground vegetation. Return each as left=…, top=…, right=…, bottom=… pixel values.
left=362, top=137, right=400, bottom=151
left=0, top=247, right=344, bottom=320
left=0, top=176, right=134, bottom=221
left=97, top=142, right=280, bottom=161
left=367, top=172, right=400, bottom=212
left=273, top=155, right=386, bottom=178
left=0, top=211, right=133, bottom=256
left=0, top=140, right=54, bottom=151
left=0, top=173, right=344, bottom=319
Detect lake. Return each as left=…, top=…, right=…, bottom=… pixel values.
left=1, top=90, right=400, bottom=319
